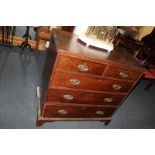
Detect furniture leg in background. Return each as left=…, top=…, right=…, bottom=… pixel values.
left=35, top=26, right=51, bottom=50
left=0, top=26, right=15, bottom=47
left=19, top=26, right=33, bottom=53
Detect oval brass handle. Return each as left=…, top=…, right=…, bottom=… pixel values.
left=70, top=79, right=80, bottom=85
left=119, top=72, right=128, bottom=78
left=112, top=84, right=122, bottom=90
left=77, top=63, right=89, bottom=72
left=96, top=111, right=104, bottom=115
left=63, top=94, right=74, bottom=100
left=104, top=97, right=113, bottom=103
left=57, top=109, right=68, bottom=115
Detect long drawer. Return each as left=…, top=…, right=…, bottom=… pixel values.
left=46, top=88, right=125, bottom=106
left=104, top=65, right=142, bottom=81
left=55, top=54, right=107, bottom=76
left=42, top=104, right=116, bottom=118
left=50, top=71, right=134, bottom=93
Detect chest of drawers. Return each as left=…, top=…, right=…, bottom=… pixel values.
left=36, top=30, right=144, bottom=127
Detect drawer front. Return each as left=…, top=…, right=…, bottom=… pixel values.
left=42, top=104, right=116, bottom=118
left=51, top=71, right=134, bottom=93
left=104, top=65, right=142, bottom=81
left=46, top=88, right=125, bottom=106
left=56, top=54, right=107, bottom=76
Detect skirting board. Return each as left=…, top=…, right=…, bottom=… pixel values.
left=0, top=35, right=45, bottom=51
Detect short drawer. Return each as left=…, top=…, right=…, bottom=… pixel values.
left=104, top=65, right=142, bottom=81
left=42, top=104, right=116, bottom=118
left=55, top=54, right=107, bottom=76
left=51, top=71, right=134, bottom=93
left=46, top=88, right=125, bottom=106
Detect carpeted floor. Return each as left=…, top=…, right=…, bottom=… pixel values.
left=0, top=45, right=155, bottom=129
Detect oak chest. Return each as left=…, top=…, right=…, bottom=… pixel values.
left=36, top=30, right=144, bottom=126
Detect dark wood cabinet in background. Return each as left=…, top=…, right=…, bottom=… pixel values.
left=61, top=26, right=75, bottom=33
left=36, top=30, right=144, bottom=126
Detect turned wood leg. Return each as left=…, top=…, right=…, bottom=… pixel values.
left=104, top=120, right=111, bottom=126
left=36, top=120, right=54, bottom=127
left=36, top=120, right=46, bottom=127
left=99, top=120, right=111, bottom=125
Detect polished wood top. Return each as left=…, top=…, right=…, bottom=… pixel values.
left=52, top=30, right=144, bottom=71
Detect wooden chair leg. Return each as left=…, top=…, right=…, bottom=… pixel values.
left=35, top=38, right=40, bottom=50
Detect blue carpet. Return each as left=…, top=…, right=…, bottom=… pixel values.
left=0, top=46, right=155, bottom=129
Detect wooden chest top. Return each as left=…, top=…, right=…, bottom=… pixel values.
left=53, top=30, right=144, bottom=71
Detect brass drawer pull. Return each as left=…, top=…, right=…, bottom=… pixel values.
left=119, top=72, right=128, bottom=78
left=104, top=97, right=113, bottom=103
left=57, top=109, right=68, bottom=115
left=63, top=94, right=74, bottom=100
left=70, top=79, right=80, bottom=85
left=112, top=84, right=122, bottom=90
left=96, top=111, right=104, bottom=115
left=77, top=63, right=89, bottom=72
